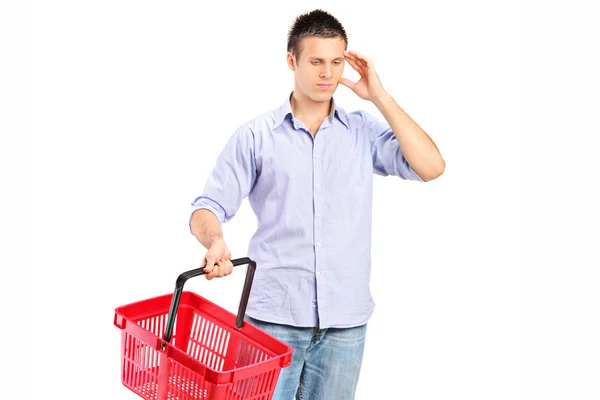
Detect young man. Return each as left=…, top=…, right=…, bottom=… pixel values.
left=189, top=9, right=444, bottom=400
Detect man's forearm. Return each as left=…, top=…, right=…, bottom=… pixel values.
left=190, top=209, right=224, bottom=249
left=372, top=92, right=445, bottom=181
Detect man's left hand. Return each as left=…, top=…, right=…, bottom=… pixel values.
left=339, top=50, right=388, bottom=102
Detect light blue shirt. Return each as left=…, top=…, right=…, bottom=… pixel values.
left=190, top=92, right=424, bottom=328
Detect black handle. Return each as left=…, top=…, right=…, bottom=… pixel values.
left=163, top=257, right=256, bottom=343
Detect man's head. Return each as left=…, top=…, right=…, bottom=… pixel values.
left=286, top=9, right=348, bottom=104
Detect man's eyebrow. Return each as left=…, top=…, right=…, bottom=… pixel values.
left=310, top=57, right=345, bottom=61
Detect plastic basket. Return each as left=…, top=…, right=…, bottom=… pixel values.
left=114, top=257, right=293, bottom=400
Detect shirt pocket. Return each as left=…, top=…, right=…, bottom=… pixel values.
left=335, top=153, right=373, bottom=201
left=337, top=155, right=354, bottom=185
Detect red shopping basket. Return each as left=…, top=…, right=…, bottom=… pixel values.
left=114, top=257, right=293, bottom=400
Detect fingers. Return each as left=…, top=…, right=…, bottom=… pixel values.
left=203, top=252, right=218, bottom=280
left=206, top=264, right=222, bottom=280
left=343, top=50, right=361, bottom=65
left=344, top=52, right=364, bottom=75
left=216, top=259, right=234, bottom=278
left=203, top=256, right=215, bottom=272
left=204, top=257, right=233, bottom=280
left=344, top=50, right=373, bottom=77
left=202, top=243, right=233, bottom=280
left=345, top=50, right=371, bottom=67
left=339, top=77, right=356, bottom=89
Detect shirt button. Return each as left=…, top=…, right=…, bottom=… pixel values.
left=315, top=154, right=320, bottom=158
left=317, top=271, right=321, bottom=276
left=317, top=242, right=321, bottom=247
left=316, top=184, right=321, bottom=189
left=317, top=213, right=322, bottom=217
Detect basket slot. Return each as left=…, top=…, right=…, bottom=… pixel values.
left=138, top=313, right=172, bottom=341
left=228, top=367, right=278, bottom=399
left=235, top=340, right=269, bottom=368
left=203, top=323, right=215, bottom=366
left=262, top=369, right=277, bottom=397
left=123, top=332, right=161, bottom=399
left=124, top=328, right=214, bottom=399
left=187, top=315, right=203, bottom=361
left=167, top=360, right=208, bottom=399
left=122, top=334, right=133, bottom=387
left=209, top=326, right=223, bottom=369
left=134, top=360, right=210, bottom=400
left=186, top=312, right=231, bottom=372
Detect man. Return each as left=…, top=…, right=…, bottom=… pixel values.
left=189, top=9, right=444, bottom=400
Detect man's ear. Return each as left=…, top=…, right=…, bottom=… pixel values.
left=287, top=52, right=296, bottom=71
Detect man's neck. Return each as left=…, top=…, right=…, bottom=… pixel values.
left=290, top=90, right=332, bottom=121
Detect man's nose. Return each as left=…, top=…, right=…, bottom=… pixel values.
left=320, top=66, right=332, bottom=79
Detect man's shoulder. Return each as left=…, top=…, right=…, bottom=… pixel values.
left=335, top=106, right=390, bottom=144
left=236, top=104, right=281, bottom=134
left=340, top=108, right=377, bottom=125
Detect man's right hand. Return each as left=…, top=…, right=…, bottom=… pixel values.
left=202, top=238, right=234, bottom=280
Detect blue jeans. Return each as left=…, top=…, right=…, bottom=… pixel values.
left=245, top=315, right=367, bottom=400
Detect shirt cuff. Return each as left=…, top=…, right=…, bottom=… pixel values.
left=189, top=197, right=226, bottom=234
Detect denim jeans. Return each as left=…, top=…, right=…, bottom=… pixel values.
left=245, top=315, right=367, bottom=400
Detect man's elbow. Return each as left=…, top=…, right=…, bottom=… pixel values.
left=421, top=160, right=445, bottom=182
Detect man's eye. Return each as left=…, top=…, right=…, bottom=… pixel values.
left=334, top=62, right=341, bottom=65
left=312, top=61, right=320, bottom=65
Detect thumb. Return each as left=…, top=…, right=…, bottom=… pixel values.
left=203, top=255, right=217, bottom=272
left=339, top=77, right=355, bottom=89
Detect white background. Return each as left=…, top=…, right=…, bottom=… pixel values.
left=11, top=0, right=599, bottom=399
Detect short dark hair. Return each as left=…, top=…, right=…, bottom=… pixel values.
left=287, top=9, right=348, bottom=61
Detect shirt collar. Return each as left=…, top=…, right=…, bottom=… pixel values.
left=273, top=91, right=349, bottom=129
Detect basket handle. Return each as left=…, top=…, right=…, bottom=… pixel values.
left=163, top=257, right=256, bottom=343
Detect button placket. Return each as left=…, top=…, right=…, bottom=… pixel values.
left=313, top=133, right=326, bottom=321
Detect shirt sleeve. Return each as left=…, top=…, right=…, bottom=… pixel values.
left=189, top=125, right=257, bottom=230
left=361, top=110, right=425, bottom=181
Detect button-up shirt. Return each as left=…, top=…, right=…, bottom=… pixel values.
left=190, top=92, right=424, bottom=328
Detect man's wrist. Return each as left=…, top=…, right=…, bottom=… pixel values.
left=192, top=229, right=223, bottom=248
left=371, top=91, right=393, bottom=108
left=208, top=234, right=224, bottom=246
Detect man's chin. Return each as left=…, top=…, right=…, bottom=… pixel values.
left=311, top=90, right=335, bottom=102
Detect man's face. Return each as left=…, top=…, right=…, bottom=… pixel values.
left=288, top=36, right=346, bottom=103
